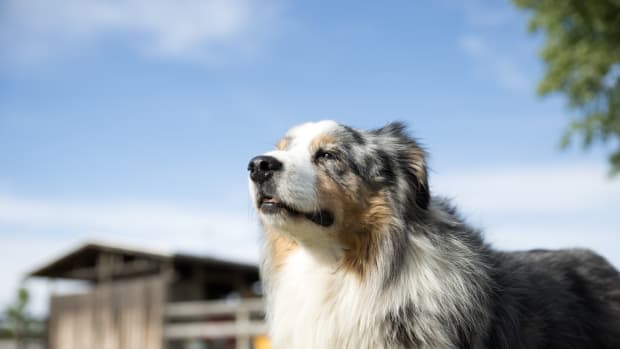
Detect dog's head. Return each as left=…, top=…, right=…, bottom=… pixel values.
left=248, top=121, right=429, bottom=265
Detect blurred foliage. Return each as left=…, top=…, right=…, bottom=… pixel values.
left=513, top=0, right=620, bottom=175
left=2, top=287, right=43, bottom=348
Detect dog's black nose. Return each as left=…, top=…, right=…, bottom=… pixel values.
left=248, top=155, right=283, bottom=183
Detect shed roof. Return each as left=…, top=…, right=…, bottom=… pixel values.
left=29, top=241, right=258, bottom=281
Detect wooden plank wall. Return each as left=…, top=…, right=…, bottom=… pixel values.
left=164, top=298, right=268, bottom=349
left=48, top=276, right=165, bottom=349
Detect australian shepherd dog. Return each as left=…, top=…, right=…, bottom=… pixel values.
left=247, top=121, right=620, bottom=348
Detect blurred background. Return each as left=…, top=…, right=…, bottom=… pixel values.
left=1, top=0, right=619, bottom=348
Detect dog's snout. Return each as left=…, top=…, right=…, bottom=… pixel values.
left=248, top=155, right=283, bottom=184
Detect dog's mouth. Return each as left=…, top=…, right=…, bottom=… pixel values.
left=258, top=195, right=334, bottom=227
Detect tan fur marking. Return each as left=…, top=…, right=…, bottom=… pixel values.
left=266, top=228, right=298, bottom=272
left=339, top=192, right=392, bottom=280
left=310, top=134, right=336, bottom=151
left=315, top=170, right=392, bottom=280
left=275, top=137, right=290, bottom=150
left=407, top=148, right=427, bottom=184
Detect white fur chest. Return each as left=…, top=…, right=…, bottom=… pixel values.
left=266, top=249, right=386, bottom=349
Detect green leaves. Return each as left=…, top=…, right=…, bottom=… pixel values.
left=513, top=0, right=620, bottom=175
left=3, top=287, right=31, bottom=339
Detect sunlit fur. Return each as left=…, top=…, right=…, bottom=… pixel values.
left=249, top=121, right=620, bottom=349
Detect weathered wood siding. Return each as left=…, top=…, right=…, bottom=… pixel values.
left=48, top=277, right=165, bottom=349
left=164, top=298, right=267, bottom=349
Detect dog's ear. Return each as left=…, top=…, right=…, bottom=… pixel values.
left=374, top=122, right=430, bottom=210
left=404, top=146, right=430, bottom=210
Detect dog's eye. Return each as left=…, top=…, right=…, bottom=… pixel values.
left=314, top=149, right=336, bottom=162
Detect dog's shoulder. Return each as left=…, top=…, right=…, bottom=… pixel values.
left=487, top=248, right=620, bottom=348
left=503, top=248, right=620, bottom=288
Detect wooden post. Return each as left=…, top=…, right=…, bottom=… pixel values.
left=236, top=309, right=251, bottom=349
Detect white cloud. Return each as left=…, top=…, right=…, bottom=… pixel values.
left=0, top=0, right=282, bottom=63
left=458, top=34, right=532, bottom=92
left=434, top=162, right=620, bottom=268
left=0, top=195, right=260, bottom=260
left=433, top=162, right=620, bottom=214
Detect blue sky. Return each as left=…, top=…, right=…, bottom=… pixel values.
left=1, top=0, right=619, bottom=314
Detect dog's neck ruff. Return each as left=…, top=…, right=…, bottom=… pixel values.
left=261, top=208, right=491, bottom=349
left=266, top=248, right=386, bottom=348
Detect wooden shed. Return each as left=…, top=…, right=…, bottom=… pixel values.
left=29, top=242, right=267, bottom=349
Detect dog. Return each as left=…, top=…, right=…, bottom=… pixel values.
left=247, top=120, right=620, bottom=348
